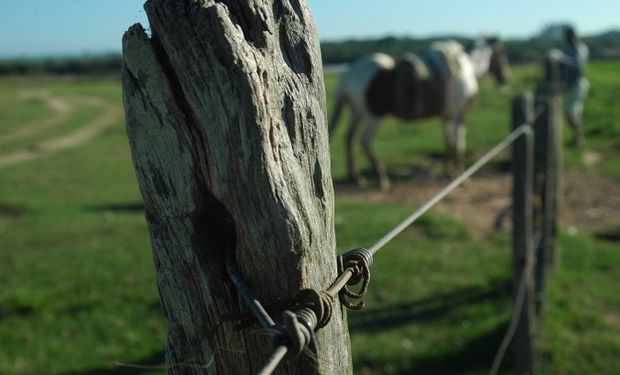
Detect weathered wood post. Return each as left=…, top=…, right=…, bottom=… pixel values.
left=532, top=81, right=562, bottom=317
left=511, top=93, right=536, bottom=375
left=121, top=0, right=351, bottom=373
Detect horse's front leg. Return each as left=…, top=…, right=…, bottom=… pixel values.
left=346, top=114, right=367, bottom=187
left=361, top=117, right=390, bottom=191
left=442, top=117, right=458, bottom=178
left=455, top=97, right=474, bottom=175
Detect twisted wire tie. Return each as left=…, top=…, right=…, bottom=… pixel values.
left=335, top=248, right=373, bottom=310
left=226, top=247, right=373, bottom=373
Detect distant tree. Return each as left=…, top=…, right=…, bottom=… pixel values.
left=320, top=32, right=620, bottom=66
left=1, top=31, right=619, bottom=76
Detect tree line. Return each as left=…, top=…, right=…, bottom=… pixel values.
left=1, top=31, right=618, bottom=76
left=0, top=54, right=122, bottom=76
left=321, top=30, right=620, bottom=65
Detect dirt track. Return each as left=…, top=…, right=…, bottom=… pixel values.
left=0, top=91, right=120, bottom=168
left=336, top=166, right=620, bottom=239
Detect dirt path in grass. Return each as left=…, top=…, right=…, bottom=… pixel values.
left=0, top=91, right=120, bottom=168
left=0, top=90, right=75, bottom=146
left=336, top=165, right=620, bottom=239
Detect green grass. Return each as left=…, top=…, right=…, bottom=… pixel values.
left=0, top=91, right=164, bottom=373
left=0, top=61, right=619, bottom=374
left=0, top=91, right=53, bottom=136
left=335, top=200, right=512, bottom=374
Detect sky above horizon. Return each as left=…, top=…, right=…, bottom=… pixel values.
left=1, top=0, right=618, bottom=58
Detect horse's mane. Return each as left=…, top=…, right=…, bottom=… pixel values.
left=468, top=37, right=495, bottom=78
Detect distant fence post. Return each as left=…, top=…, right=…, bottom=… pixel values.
left=532, top=85, right=562, bottom=318
left=511, top=92, right=536, bottom=375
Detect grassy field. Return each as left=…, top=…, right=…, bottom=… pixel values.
left=0, top=62, right=619, bottom=374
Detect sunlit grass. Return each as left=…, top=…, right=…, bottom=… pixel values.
left=0, top=62, right=619, bottom=374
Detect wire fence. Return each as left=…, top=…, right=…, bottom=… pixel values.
left=226, top=103, right=551, bottom=374
left=369, top=123, right=532, bottom=255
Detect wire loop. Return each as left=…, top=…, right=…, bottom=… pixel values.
left=337, top=248, right=373, bottom=310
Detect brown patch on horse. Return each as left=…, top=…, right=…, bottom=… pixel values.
left=366, top=68, right=395, bottom=117
left=392, top=54, right=424, bottom=119
left=366, top=50, right=455, bottom=120
left=391, top=53, right=446, bottom=120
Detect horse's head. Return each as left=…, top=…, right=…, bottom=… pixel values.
left=486, top=37, right=510, bottom=85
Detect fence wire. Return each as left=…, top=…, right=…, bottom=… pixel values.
left=236, top=113, right=546, bottom=374
left=369, top=123, right=532, bottom=255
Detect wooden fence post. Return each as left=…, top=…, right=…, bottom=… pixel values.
left=532, top=86, right=562, bottom=317
left=121, top=0, right=351, bottom=373
left=511, top=93, right=536, bottom=375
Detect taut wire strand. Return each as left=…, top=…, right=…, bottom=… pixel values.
left=369, top=124, right=533, bottom=255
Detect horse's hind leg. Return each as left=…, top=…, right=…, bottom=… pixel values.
left=346, top=114, right=367, bottom=187
left=361, top=117, right=390, bottom=191
left=455, top=121, right=467, bottom=174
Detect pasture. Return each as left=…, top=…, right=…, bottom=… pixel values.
left=0, top=62, right=619, bottom=374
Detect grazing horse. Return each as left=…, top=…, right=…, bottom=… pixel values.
left=329, top=37, right=510, bottom=190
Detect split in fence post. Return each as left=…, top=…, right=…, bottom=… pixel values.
left=511, top=92, right=536, bottom=375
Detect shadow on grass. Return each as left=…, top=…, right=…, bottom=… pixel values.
left=332, top=156, right=510, bottom=190
left=424, top=150, right=512, bottom=175
left=332, top=165, right=447, bottom=188
left=0, top=302, right=35, bottom=319
left=86, top=202, right=144, bottom=213
left=59, top=351, right=166, bottom=375
left=595, top=226, right=620, bottom=242
left=349, top=280, right=511, bottom=333
left=355, top=321, right=510, bottom=375
left=411, top=321, right=510, bottom=375
left=353, top=282, right=513, bottom=374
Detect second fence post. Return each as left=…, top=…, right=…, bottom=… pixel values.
left=533, top=86, right=562, bottom=317
left=511, top=92, right=536, bottom=375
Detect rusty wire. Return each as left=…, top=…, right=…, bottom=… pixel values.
left=226, top=248, right=372, bottom=375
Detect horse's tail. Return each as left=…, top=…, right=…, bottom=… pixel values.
left=328, top=82, right=346, bottom=140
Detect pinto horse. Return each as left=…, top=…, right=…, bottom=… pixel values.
left=329, top=37, right=510, bottom=190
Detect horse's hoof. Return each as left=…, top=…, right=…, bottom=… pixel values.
left=570, top=136, right=584, bottom=147
left=444, top=168, right=463, bottom=180
left=379, top=179, right=391, bottom=192
left=350, top=174, right=368, bottom=188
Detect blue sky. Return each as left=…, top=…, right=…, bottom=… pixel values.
left=1, top=0, right=618, bottom=58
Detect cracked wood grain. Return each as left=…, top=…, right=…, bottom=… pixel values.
left=122, top=0, right=351, bottom=373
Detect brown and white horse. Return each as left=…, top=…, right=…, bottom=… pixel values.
left=329, top=37, right=510, bottom=190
